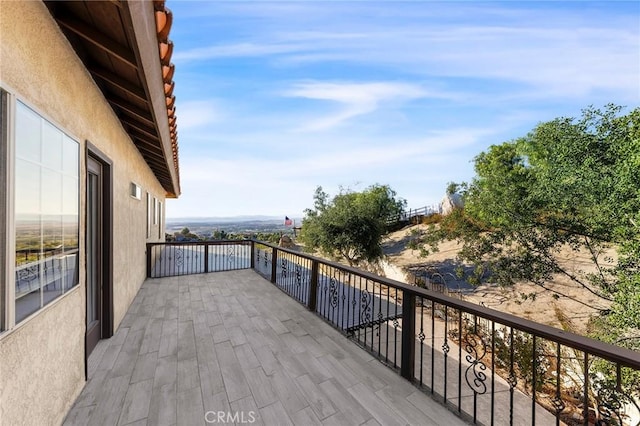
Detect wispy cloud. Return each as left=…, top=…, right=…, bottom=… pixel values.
left=177, top=100, right=224, bottom=129
left=282, top=81, right=433, bottom=131
left=175, top=4, right=639, bottom=101
left=174, top=42, right=305, bottom=62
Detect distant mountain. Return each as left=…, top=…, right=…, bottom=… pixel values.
left=166, top=215, right=297, bottom=224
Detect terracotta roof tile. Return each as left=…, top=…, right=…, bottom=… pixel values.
left=154, top=0, right=180, bottom=193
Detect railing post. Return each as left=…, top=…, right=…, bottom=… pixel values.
left=204, top=243, right=209, bottom=273
left=146, top=243, right=152, bottom=278
left=271, top=246, right=278, bottom=284
left=401, top=291, right=416, bottom=380
left=250, top=241, right=255, bottom=269
left=308, top=260, right=318, bottom=311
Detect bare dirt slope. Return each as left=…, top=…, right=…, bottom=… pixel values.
left=382, top=224, right=615, bottom=334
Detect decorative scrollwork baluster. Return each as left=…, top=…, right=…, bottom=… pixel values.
left=329, top=275, right=339, bottom=309
left=175, top=247, right=184, bottom=267
left=597, top=388, right=626, bottom=426
left=376, top=311, right=384, bottom=336
left=442, top=339, right=450, bottom=355
left=361, top=289, right=372, bottom=324
left=281, top=256, right=288, bottom=279
left=464, top=332, right=488, bottom=395
left=295, top=264, right=302, bottom=288
left=227, top=244, right=236, bottom=265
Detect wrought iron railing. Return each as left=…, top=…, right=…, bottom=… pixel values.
left=146, top=239, right=640, bottom=425
left=386, top=204, right=441, bottom=226
left=146, top=240, right=251, bottom=277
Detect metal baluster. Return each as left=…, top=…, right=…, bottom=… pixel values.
left=378, top=280, right=383, bottom=359
left=532, top=335, right=537, bottom=426
left=458, top=310, right=463, bottom=414
left=385, top=283, right=390, bottom=363
left=393, top=287, right=399, bottom=369
left=443, top=306, right=449, bottom=402
left=583, top=353, right=589, bottom=426
left=553, top=342, right=565, bottom=426
left=431, top=299, right=435, bottom=395
left=419, top=296, right=425, bottom=386
left=491, top=321, right=496, bottom=426
left=509, top=328, right=516, bottom=426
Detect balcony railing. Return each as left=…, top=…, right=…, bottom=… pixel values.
left=386, top=204, right=441, bottom=226
left=146, top=240, right=640, bottom=426
left=146, top=240, right=251, bottom=277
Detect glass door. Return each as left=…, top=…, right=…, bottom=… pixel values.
left=86, top=156, right=102, bottom=356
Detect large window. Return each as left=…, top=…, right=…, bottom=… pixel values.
left=14, top=101, right=79, bottom=323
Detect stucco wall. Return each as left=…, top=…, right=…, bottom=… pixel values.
left=0, top=1, right=167, bottom=424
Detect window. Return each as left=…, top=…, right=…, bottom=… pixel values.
left=130, top=182, right=141, bottom=200
left=13, top=101, right=79, bottom=324
left=153, top=197, right=158, bottom=225
left=146, top=192, right=151, bottom=239
left=158, top=201, right=163, bottom=239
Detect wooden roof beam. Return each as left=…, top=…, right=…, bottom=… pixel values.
left=121, top=117, right=160, bottom=142
left=132, top=137, right=167, bottom=160
left=56, top=15, right=137, bottom=68
left=90, top=66, right=148, bottom=104
left=109, top=97, right=155, bottom=127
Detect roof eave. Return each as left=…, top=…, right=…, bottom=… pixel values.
left=123, top=0, right=180, bottom=197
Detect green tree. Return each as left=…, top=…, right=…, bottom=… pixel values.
left=414, top=105, right=639, bottom=342
left=300, top=184, right=406, bottom=266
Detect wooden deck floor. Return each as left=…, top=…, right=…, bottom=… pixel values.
left=63, top=270, right=467, bottom=426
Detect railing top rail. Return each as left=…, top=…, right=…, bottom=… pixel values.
left=252, top=239, right=640, bottom=368
left=147, top=239, right=252, bottom=247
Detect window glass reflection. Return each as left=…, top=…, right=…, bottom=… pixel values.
left=42, top=169, right=62, bottom=217
left=15, top=102, right=79, bottom=323
left=15, top=103, right=41, bottom=162
left=42, top=120, right=63, bottom=171
left=62, top=135, right=78, bottom=176
left=15, top=159, right=41, bottom=230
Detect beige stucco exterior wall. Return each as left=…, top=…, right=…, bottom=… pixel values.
left=0, top=1, right=167, bottom=424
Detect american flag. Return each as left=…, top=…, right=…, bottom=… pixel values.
left=284, top=216, right=293, bottom=226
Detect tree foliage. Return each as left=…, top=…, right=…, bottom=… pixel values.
left=300, top=184, right=406, bottom=266
left=413, top=105, right=640, bottom=351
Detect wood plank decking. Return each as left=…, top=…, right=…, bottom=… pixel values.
left=63, top=270, right=467, bottom=426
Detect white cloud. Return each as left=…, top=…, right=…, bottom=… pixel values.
left=174, top=3, right=639, bottom=102
left=282, top=81, right=433, bottom=131
left=177, top=100, right=224, bottom=129
left=174, top=42, right=305, bottom=62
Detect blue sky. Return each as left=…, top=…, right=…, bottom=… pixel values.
left=165, top=1, right=639, bottom=219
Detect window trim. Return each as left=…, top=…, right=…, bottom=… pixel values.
left=1, top=88, right=13, bottom=330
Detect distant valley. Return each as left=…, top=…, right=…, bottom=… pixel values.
left=165, top=217, right=300, bottom=238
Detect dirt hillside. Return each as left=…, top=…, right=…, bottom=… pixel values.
left=382, top=223, right=615, bottom=334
